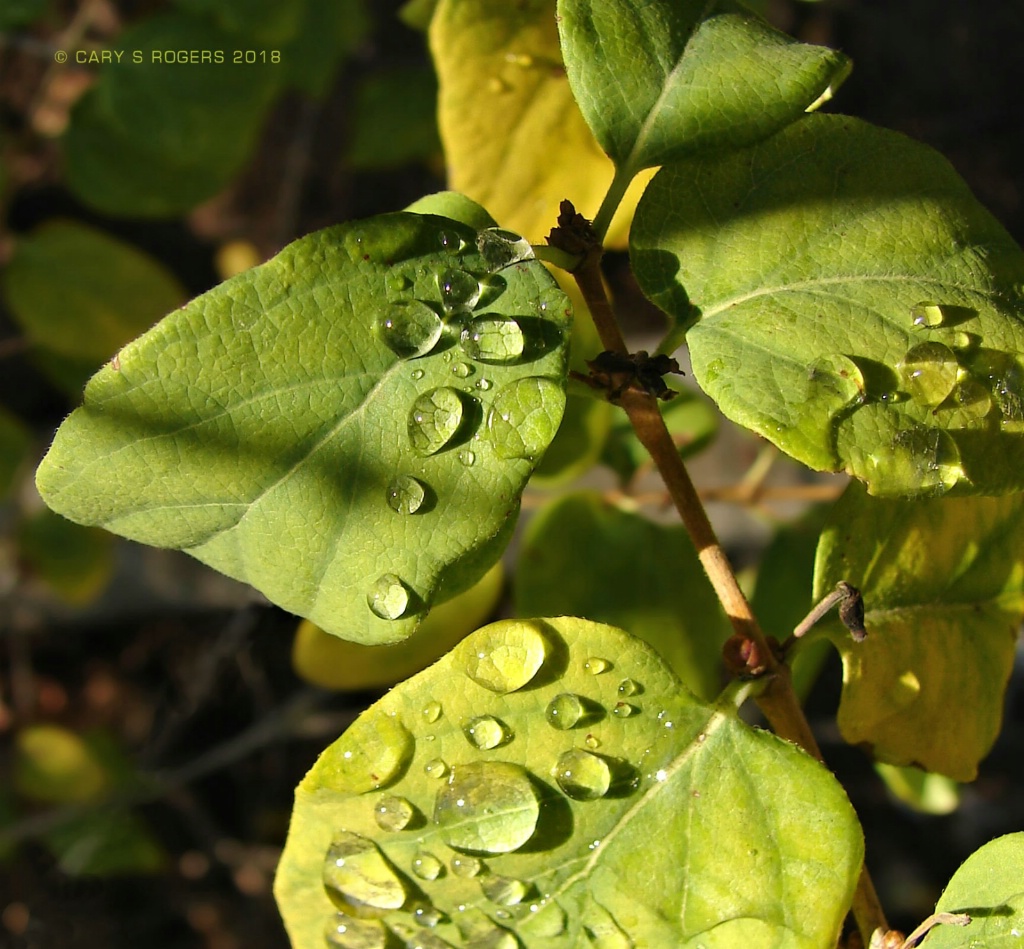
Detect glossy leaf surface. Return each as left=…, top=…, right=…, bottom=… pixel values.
left=633, top=115, right=1024, bottom=497
left=36, top=213, right=570, bottom=643
left=814, top=483, right=1024, bottom=780
left=275, top=618, right=862, bottom=948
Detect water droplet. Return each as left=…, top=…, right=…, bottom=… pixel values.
left=476, top=228, right=534, bottom=270
left=972, top=351, right=1024, bottom=425
left=386, top=475, right=426, bottom=515
left=936, top=377, right=993, bottom=423
left=439, top=230, right=464, bottom=254
left=807, top=353, right=865, bottom=406
left=897, top=342, right=960, bottom=406
left=325, top=914, right=388, bottom=949
left=868, top=427, right=963, bottom=496
left=463, top=715, right=511, bottom=750
left=460, top=620, right=547, bottom=693
left=386, top=273, right=412, bottom=293
left=545, top=693, right=588, bottom=730
left=458, top=450, right=476, bottom=467
left=585, top=657, right=610, bottom=675
left=434, top=761, right=540, bottom=853
left=367, top=574, right=411, bottom=620
left=612, top=702, right=638, bottom=718
left=412, top=852, right=443, bottom=881
left=439, top=269, right=482, bottom=311
left=413, top=904, right=444, bottom=928
left=450, top=855, right=483, bottom=878
left=423, top=701, right=442, bottom=724
left=528, top=903, right=568, bottom=937
left=460, top=317, right=526, bottom=364
left=323, top=831, right=406, bottom=912
left=451, top=361, right=474, bottom=379
left=480, top=875, right=528, bottom=906
left=585, top=734, right=601, bottom=750
left=910, top=301, right=947, bottom=328
left=408, top=387, right=468, bottom=455
left=475, top=378, right=492, bottom=391
left=424, top=758, right=449, bottom=779
left=617, top=678, right=641, bottom=697
left=488, top=377, right=565, bottom=460
left=377, top=301, right=443, bottom=359
left=374, top=795, right=415, bottom=832
left=553, top=749, right=611, bottom=800
left=411, top=368, right=425, bottom=381
left=335, top=712, right=413, bottom=793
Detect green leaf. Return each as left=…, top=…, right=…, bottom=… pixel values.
left=874, top=763, right=959, bottom=816
left=516, top=492, right=731, bottom=700
left=531, top=392, right=611, bottom=486
left=18, top=509, right=115, bottom=605
left=35, top=213, right=570, bottom=644
left=405, top=191, right=498, bottom=231
left=0, top=407, right=32, bottom=499
left=632, top=114, right=1024, bottom=498
left=557, top=0, right=849, bottom=176
left=44, top=810, right=165, bottom=877
left=15, top=724, right=109, bottom=804
left=274, top=617, right=862, bottom=948
left=925, top=833, right=1024, bottom=947
left=814, top=482, right=1024, bottom=780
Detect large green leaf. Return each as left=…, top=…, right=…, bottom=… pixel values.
left=814, top=483, right=1024, bottom=780
left=557, top=0, right=849, bottom=176
left=274, top=617, right=862, bottom=948
left=632, top=114, right=1024, bottom=498
left=35, top=212, right=570, bottom=644
left=515, top=491, right=730, bottom=700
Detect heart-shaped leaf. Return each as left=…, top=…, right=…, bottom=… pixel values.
left=814, top=482, right=1024, bottom=780
left=632, top=114, right=1024, bottom=497
left=274, top=617, right=863, bottom=948
left=35, top=212, right=570, bottom=644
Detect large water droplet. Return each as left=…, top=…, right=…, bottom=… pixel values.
left=973, top=351, right=1024, bottom=426
left=545, top=693, right=592, bottom=730
left=408, top=387, right=468, bottom=455
left=325, top=915, right=388, bottom=949
left=323, top=831, right=406, bottom=912
left=374, top=795, right=415, bottom=832
left=480, top=875, right=528, bottom=906
left=476, top=228, right=533, bottom=270
left=460, top=620, right=548, bottom=693
left=460, top=317, right=526, bottom=364
left=412, top=852, right=443, bottom=881
left=377, top=302, right=443, bottom=359
left=464, top=715, right=511, bottom=750
left=897, top=342, right=959, bottom=406
left=367, top=574, right=411, bottom=620
left=935, top=378, right=993, bottom=424
left=423, top=701, right=443, bottom=724
left=335, top=712, right=413, bottom=793
left=807, top=354, right=865, bottom=407
left=910, top=301, right=948, bottom=328
left=450, top=855, right=483, bottom=877
left=439, top=269, right=482, bottom=311
left=488, top=377, right=565, bottom=460
left=386, top=476, right=426, bottom=515
left=553, top=749, right=611, bottom=800
left=867, top=427, right=963, bottom=496
left=434, top=761, right=540, bottom=853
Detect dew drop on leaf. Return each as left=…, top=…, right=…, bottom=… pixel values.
left=480, top=875, right=528, bottom=906
left=545, top=693, right=585, bottom=730
left=386, top=274, right=412, bottom=294
left=412, top=904, right=444, bottom=928
left=475, top=378, right=492, bottom=391
left=910, top=301, right=947, bottom=328
left=377, top=301, right=443, bottom=359
left=897, top=342, right=960, bottom=406
left=451, top=361, right=473, bottom=379
left=585, top=734, right=601, bottom=750
left=438, top=269, right=482, bottom=311
left=422, top=701, right=443, bottom=724
left=433, top=761, right=540, bottom=853
left=585, top=657, right=610, bottom=675
left=867, top=427, right=963, bottom=496
left=612, top=702, right=638, bottom=718
left=553, top=749, right=612, bottom=800
left=807, top=353, right=865, bottom=407
left=476, top=228, right=533, bottom=270
left=424, top=758, right=449, bottom=780
left=972, top=351, right=1024, bottom=426
left=412, top=852, right=443, bottom=881
left=617, top=678, right=641, bottom=696
left=488, top=377, right=566, bottom=460
left=374, top=795, right=415, bottom=832
left=386, top=476, right=426, bottom=515
left=411, top=368, right=425, bottom=381
left=367, top=574, right=410, bottom=620
left=463, top=715, right=511, bottom=750
left=460, top=317, right=526, bottom=364
left=460, top=620, right=547, bottom=693
left=324, top=914, right=388, bottom=949
left=323, top=831, right=406, bottom=912
left=458, top=450, right=476, bottom=467
left=334, top=712, right=413, bottom=793
left=450, top=855, right=483, bottom=878
left=439, top=230, right=464, bottom=254
left=408, top=388, right=468, bottom=455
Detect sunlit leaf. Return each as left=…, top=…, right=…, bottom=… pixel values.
left=275, top=618, right=862, bottom=948
left=874, top=763, right=959, bottom=816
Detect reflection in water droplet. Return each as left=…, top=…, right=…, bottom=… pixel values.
left=451, top=361, right=473, bottom=379
left=412, top=852, right=443, bottom=881
left=325, top=914, right=388, bottom=949
left=323, top=831, right=406, bottom=911
left=377, top=301, right=443, bottom=359
left=424, top=758, right=449, bottom=779
left=386, top=475, right=426, bottom=515
left=461, top=621, right=547, bottom=693
left=334, top=713, right=413, bottom=793
left=807, top=354, right=865, bottom=407
left=439, top=269, right=482, bottom=311
left=450, top=855, right=483, bottom=877
left=488, top=377, right=566, bottom=460
left=617, top=678, right=641, bottom=697
left=434, top=761, right=540, bottom=853
left=553, top=749, right=611, bottom=800
left=585, top=657, right=610, bottom=675
left=367, top=574, right=410, bottom=620
left=408, top=388, right=468, bottom=455
left=464, top=715, right=511, bottom=750
left=460, top=317, right=526, bottom=364
left=545, top=693, right=586, bottom=730
left=910, top=301, right=947, bottom=328
left=897, top=342, right=959, bottom=406
left=374, top=795, right=415, bottom=832
left=476, top=228, right=534, bottom=270
left=439, top=230, right=464, bottom=254
left=612, top=702, right=638, bottom=718
left=480, top=875, right=528, bottom=906
left=458, top=450, right=476, bottom=467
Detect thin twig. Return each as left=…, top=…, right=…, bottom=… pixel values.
left=899, top=912, right=970, bottom=949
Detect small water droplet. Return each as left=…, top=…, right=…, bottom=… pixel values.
left=367, top=573, right=411, bottom=620
left=439, top=230, right=464, bottom=254
left=585, top=657, right=611, bottom=675
left=480, top=875, right=528, bottom=906
left=545, top=693, right=588, bottom=730
left=434, top=761, right=540, bottom=853
left=451, top=361, right=474, bottom=378
left=553, top=749, right=612, bottom=800
left=475, top=378, right=492, bottom=391
left=612, top=702, right=638, bottom=718
left=450, top=854, right=483, bottom=877
left=413, top=905, right=444, bottom=928
left=463, top=715, right=511, bottom=750
left=439, top=269, right=482, bottom=311
left=323, top=831, right=406, bottom=912
left=377, top=301, right=443, bottom=359
left=412, top=852, right=443, bottom=881
left=423, top=701, right=443, bottom=723
left=585, top=734, right=601, bottom=750
left=910, top=301, right=947, bottom=328
left=897, top=342, right=960, bottom=406
left=424, top=758, right=448, bottom=779
left=488, top=377, right=565, bottom=460
left=325, top=914, right=388, bottom=949
left=460, top=316, right=526, bottom=364
left=374, top=795, right=415, bottom=832
left=476, top=228, right=534, bottom=270
left=411, top=368, right=425, bottom=381
left=408, top=387, right=468, bottom=455
left=460, top=620, right=548, bottom=693
left=617, top=678, right=641, bottom=697
left=458, top=450, right=476, bottom=467
left=386, top=475, right=426, bottom=515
